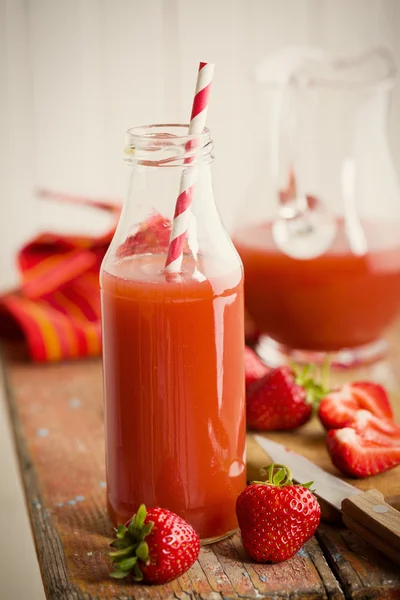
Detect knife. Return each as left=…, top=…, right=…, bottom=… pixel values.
left=253, top=435, right=400, bottom=565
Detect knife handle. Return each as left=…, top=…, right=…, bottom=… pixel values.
left=341, top=489, right=400, bottom=565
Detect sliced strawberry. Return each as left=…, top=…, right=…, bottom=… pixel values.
left=318, top=386, right=357, bottom=430
left=326, top=427, right=400, bottom=478
left=318, top=381, right=393, bottom=431
left=350, top=382, right=393, bottom=420
left=344, top=410, right=400, bottom=444
left=244, top=346, right=269, bottom=392
left=117, top=213, right=172, bottom=258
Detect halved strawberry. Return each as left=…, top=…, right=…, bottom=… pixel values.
left=244, top=346, right=269, bottom=392
left=344, top=410, right=400, bottom=444
left=326, top=427, right=400, bottom=478
left=318, top=381, right=393, bottom=431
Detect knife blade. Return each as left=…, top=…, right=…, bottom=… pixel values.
left=253, top=435, right=400, bottom=565
left=253, top=435, right=361, bottom=510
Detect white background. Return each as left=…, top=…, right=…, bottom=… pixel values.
left=1, top=0, right=400, bottom=292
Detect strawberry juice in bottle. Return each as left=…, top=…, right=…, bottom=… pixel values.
left=100, top=125, right=246, bottom=542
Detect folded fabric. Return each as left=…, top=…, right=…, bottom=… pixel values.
left=0, top=191, right=120, bottom=362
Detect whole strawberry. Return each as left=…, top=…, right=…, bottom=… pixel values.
left=236, top=465, right=321, bottom=563
left=244, top=346, right=269, bottom=392
left=109, top=505, right=200, bottom=584
left=247, top=365, right=326, bottom=430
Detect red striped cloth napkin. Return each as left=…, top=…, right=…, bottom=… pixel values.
left=0, top=191, right=120, bottom=362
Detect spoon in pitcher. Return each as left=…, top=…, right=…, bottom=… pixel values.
left=272, top=168, right=338, bottom=259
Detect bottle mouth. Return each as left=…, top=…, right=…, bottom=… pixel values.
left=124, top=124, right=213, bottom=166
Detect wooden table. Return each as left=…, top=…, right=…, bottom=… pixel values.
left=2, top=345, right=400, bottom=599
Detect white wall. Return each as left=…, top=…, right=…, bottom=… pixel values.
left=1, top=0, right=400, bottom=290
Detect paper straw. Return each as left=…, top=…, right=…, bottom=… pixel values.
left=164, top=61, right=215, bottom=272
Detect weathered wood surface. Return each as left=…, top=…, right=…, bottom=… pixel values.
left=2, top=347, right=400, bottom=599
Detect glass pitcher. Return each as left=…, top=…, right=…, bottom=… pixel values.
left=233, top=47, right=400, bottom=366
left=100, top=125, right=245, bottom=543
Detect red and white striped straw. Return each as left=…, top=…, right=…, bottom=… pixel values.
left=164, top=61, right=215, bottom=272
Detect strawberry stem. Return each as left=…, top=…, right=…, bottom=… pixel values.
left=258, top=463, right=293, bottom=486
left=256, top=463, right=315, bottom=491
left=291, top=362, right=330, bottom=412
left=321, top=354, right=331, bottom=391
left=109, top=504, right=153, bottom=580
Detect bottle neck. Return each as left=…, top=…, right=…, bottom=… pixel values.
left=120, top=124, right=218, bottom=248
left=101, top=124, right=241, bottom=282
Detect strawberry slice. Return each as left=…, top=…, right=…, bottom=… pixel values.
left=326, top=427, right=400, bottom=478
left=117, top=213, right=172, bottom=258
left=344, top=409, right=400, bottom=444
left=318, top=381, right=393, bottom=431
left=244, top=346, right=269, bottom=392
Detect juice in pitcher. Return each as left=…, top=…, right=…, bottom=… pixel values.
left=236, top=48, right=400, bottom=363
left=101, top=125, right=246, bottom=542
left=234, top=220, right=400, bottom=352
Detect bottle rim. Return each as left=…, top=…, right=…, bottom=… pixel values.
left=124, top=124, right=213, bottom=166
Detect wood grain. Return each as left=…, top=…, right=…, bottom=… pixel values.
left=317, top=524, right=400, bottom=600
left=2, top=347, right=400, bottom=599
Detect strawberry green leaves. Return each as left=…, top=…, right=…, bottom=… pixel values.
left=109, top=504, right=154, bottom=581
left=257, top=463, right=315, bottom=491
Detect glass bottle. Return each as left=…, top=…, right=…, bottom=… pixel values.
left=233, top=47, right=400, bottom=366
left=100, top=124, right=245, bottom=543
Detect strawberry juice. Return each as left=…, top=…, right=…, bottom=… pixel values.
left=234, top=220, right=400, bottom=351
left=101, top=253, right=246, bottom=541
